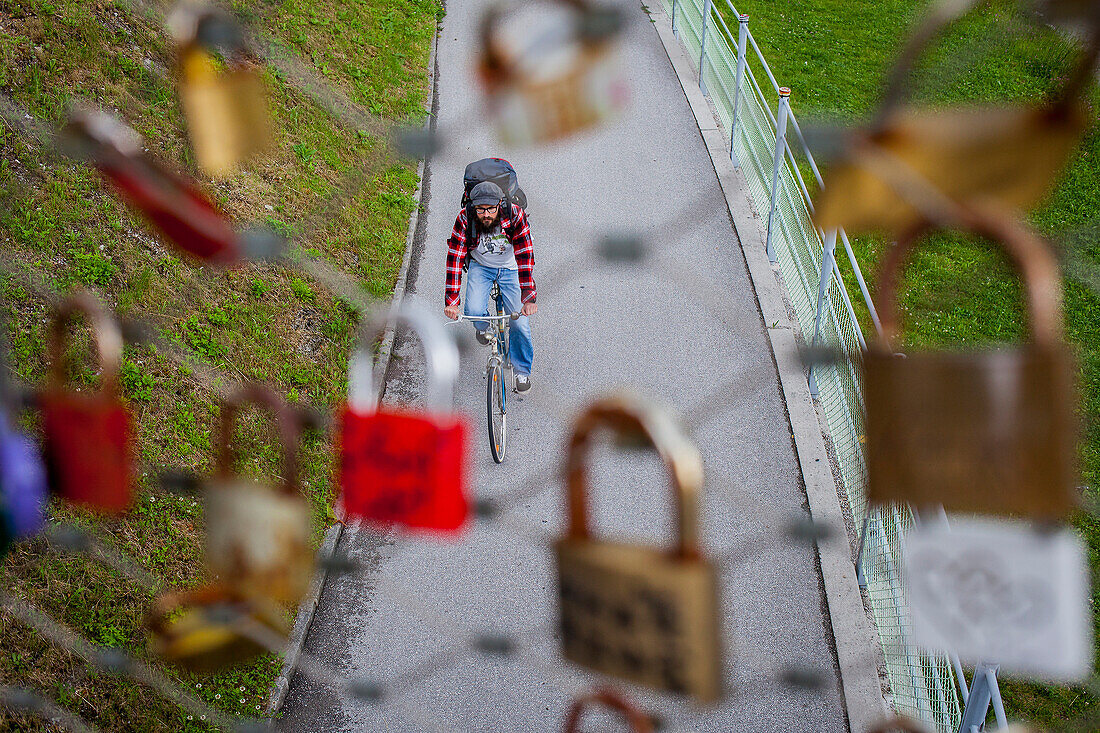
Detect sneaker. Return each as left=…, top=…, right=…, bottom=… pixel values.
left=475, top=329, right=492, bottom=345
left=515, top=374, right=531, bottom=392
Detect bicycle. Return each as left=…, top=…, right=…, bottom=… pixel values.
left=449, top=282, right=519, bottom=463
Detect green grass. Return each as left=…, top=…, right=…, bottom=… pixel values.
left=0, top=0, right=439, bottom=729
left=722, top=0, right=1100, bottom=728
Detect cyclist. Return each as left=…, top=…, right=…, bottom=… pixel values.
left=444, top=181, right=537, bottom=392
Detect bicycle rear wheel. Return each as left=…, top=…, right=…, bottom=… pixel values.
left=487, top=361, right=507, bottom=463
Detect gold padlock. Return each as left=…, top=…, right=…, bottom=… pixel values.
left=812, top=103, right=1087, bottom=237
left=168, top=2, right=271, bottom=177
left=146, top=585, right=289, bottom=673
left=204, top=383, right=312, bottom=604
left=863, top=203, right=1078, bottom=519
left=555, top=393, right=721, bottom=702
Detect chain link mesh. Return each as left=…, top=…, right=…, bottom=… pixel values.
left=663, top=0, right=964, bottom=729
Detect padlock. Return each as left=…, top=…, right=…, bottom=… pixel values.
left=555, top=393, right=721, bottom=702
left=478, top=0, right=629, bottom=146
left=863, top=204, right=1078, bottom=519
left=59, top=108, right=242, bottom=265
left=339, top=301, right=469, bottom=532
left=563, top=688, right=652, bottom=733
left=146, top=584, right=289, bottom=674
left=0, top=414, right=47, bottom=539
left=0, top=331, right=47, bottom=539
left=167, top=2, right=271, bottom=177
left=904, top=517, right=1091, bottom=681
left=204, top=383, right=312, bottom=604
left=812, top=102, right=1088, bottom=237
left=38, top=293, right=134, bottom=513
left=810, top=0, right=1089, bottom=239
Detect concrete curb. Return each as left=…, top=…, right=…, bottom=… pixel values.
left=265, top=19, right=442, bottom=717
left=649, top=8, right=887, bottom=732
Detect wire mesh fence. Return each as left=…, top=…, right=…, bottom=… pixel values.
left=0, top=0, right=870, bottom=728
left=660, top=0, right=963, bottom=729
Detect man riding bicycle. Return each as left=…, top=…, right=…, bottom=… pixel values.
left=444, top=181, right=537, bottom=392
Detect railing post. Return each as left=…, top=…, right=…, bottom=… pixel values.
left=764, top=87, right=791, bottom=264
left=671, top=0, right=678, bottom=36
left=807, top=228, right=837, bottom=397
left=958, top=663, right=999, bottom=733
left=730, top=14, right=750, bottom=166
left=698, top=0, right=713, bottom=95
left=854, top=510, right=871, bottom=589
left=950, top=652, right=970, bottom=706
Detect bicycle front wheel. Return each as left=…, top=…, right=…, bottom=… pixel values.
left=487, top=361, right=507, bottom=463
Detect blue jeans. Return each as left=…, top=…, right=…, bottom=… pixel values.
left=464, top=260, right=534, bottom=376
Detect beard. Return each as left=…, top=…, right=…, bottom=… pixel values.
left=474, top=210, right=501, bottom=233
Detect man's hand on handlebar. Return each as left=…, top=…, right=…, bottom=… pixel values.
left=445, top=304, right=460, bottom=320
left=521, top=302, right=537, bottom=317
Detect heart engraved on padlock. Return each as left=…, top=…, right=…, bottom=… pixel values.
left=863, top=203, right=1078, bottom=518
left=167, top=3, right=272, bottom=178
left=38, top=292, right=134, bottom=514
left=204, top=383, right=311, bottom=605
left=339, top=301, right=469, bottom=532
left=146, top=584, right=289, bottom=674
left=563, top=688, right=653, bottom=733
left=555, top=394, right=722, bottom=702
left=478, top=0, right=629, bottom=146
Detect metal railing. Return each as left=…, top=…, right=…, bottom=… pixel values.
left=661, top=0, right=964, bottom=729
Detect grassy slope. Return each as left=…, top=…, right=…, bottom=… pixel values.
left=0, top=0, right=438, bottom=729
left=721, top=0, right=1100, bottom=728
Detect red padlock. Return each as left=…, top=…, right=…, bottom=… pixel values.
left=60, top=108, right=242, bottom=265
left=339, top=302, right=469, bottom=532
left=39, top=292, right=134, bottom=513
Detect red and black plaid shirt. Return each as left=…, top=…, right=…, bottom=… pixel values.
left=445, top=206, right=537, bottom=307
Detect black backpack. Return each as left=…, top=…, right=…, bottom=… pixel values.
left=461, top=158, right=527, bottom=254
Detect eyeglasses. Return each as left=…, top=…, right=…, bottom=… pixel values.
left=474, top=205, right=499, bottom=214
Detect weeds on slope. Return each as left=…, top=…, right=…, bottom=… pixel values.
left=0, top=0, right=440, bottom=729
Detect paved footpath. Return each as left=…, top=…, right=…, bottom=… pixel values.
left=280, top=1, right=852, bottom=730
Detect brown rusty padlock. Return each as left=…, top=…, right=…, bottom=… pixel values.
left=555, top=393, right=721, bottom=702
left=39, top=292, right=135, bottom=513
left=863, top=204, right=1078, bottom=519
left=167, top=2, right=271, bottom=177
left=146, top=584, right=289, bottom=673
left=563, top=688, right=653, bottom=733
left=204, top=383, right=311, bottom=605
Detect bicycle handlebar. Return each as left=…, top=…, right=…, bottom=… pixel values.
left=448, top=312, right=519, bottom=323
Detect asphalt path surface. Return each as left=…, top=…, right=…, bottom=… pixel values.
left=279, top=1, right=849, bottom=730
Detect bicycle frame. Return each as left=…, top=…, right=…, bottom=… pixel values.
left=451, top=282, right=517, bottom=382
left=447, top=283, right=518, bottom=462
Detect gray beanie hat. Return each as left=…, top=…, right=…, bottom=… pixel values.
left=469, top=181, right=504, bottom=207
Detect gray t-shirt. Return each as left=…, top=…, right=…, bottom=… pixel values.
left=470, top=223, right=518, bottom=270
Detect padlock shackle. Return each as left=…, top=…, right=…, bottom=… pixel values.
left=167, top=2, right=248, bottom=57
left=349, top=299, right=459, bottom=413
left=563, top=688, right=653, bottom=733
left=564, top=394, right=704, bottom=561
left=216, top=383, right=301, bottom=495
left=875, top=201, right=1063, bottom=350
left=864, top=717, right=933, bottom=733
left=47, top=292, right=123, bottom=395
